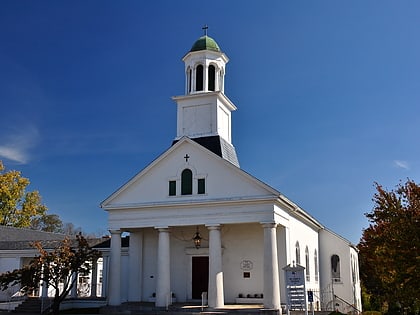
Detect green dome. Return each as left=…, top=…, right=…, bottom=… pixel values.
left=190, top=35, right=221, bottom=52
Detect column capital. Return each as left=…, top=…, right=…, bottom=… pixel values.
left=261, top=222, right=277, bottom=229
left=109, top=229, right=121, bottom=235
left=206, top=224, right=221, bottom=230
left=155, top=226, right=170, bottom=232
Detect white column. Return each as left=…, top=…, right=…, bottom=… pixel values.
left=108, top=230, right=121, bottom=306
left=101, top=256, right=109, bottom=298
left=128, top=230, right=143, bottom=302
left=185, top=69, right=188, bottom=94
left=207, top=224, right=224, bottom=308
left=262, top=223, right=281, bottom=310
left=90, top=258, right=98, bottom=297
left=41, top=279, right=49, bottom=298
left=203, top=62, right=209, bottom=92
left=155, top=227, right=170, bottom=307
left=192, top=65, right=197, bottom=92
left=70, top=272, right=78, bottom=298
left=40, top=265, right=49, bottom=298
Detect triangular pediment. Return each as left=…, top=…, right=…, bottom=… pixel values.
left=101, top=137, right=279, bottom=210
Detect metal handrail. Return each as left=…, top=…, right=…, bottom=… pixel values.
left=201, top=291, right=207, bottom=311
left=10, top=286, right=28, bottom=300
left=334, top=294, right=361, bottom=314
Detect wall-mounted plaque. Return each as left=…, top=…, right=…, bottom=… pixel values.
left=240, top=260, right=253, bottom=271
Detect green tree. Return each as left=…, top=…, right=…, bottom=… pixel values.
left=30, top=214, right=64, bottom=233
left=0, top=234, right=100, bottom=315
left=0, top=161, right=48, bottom=227
left=358, top=180, right=420, bottom=314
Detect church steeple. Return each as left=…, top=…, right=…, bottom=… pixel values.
left=172, top=30, right=239, bottom=167
left=184, top=32, right=227, bottom=94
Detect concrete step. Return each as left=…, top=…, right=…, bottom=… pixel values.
left=13, top=297, right=51, bottom=313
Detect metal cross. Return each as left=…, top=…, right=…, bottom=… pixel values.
left=184, top=154, right=190, bottom=162
left=202, top=24, right=208, bottom=36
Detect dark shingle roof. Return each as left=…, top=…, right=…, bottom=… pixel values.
left=173, top=136, right=239, bottom=167
left=0, top=226, right=104, bottom=250
left=0, top=225, right=67, bottom=242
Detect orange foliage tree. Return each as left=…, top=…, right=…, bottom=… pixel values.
left=358, top=179, right=420, bottom=314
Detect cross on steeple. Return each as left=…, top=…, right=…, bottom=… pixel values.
left=202, top=24, right=208, bottom=36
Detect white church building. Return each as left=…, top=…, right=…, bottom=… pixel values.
left=100, top=33, right=362, bottom=313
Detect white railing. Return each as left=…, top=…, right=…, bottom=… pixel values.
left=10, top=286, right=28, bottom=300
left=201, top=291, right=207, bottom=311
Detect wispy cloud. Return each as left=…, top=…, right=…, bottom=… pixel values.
left=394, top=160, right=410, bottom=170
left=0, top=126, right=40, bottom=164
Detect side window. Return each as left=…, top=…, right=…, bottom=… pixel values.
left=305, top=246, right=310, bottom=281
left=181, top=169, right=193, bottom=195
left=295, top=242, right=301, bottom=265
left=314, top=249, right=319, bottom=282
left=197, top=178, right=205, bottom=194
left=168, top=180, right=176, bottom=196
left=331, top=254, right=341, bottom=282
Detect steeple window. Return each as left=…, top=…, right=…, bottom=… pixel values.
left=208, top=65, right=216, bottom=91
left=196, top=65, right=204, bottom=91
left=181, top=169, right=193, bottom=195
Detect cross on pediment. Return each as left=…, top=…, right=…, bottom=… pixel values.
left=184, top=154, right=190, bottom=162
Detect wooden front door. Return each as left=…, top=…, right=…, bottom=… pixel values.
left=192, top=256, right=209, bottom=299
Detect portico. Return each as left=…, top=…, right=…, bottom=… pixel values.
left=105, top=220, right=289, bottom=309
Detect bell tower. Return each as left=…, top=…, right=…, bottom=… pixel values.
left=172, top=29, right=239, bottom=167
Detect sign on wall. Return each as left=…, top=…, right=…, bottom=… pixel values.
left=240, top=260, right=253, bottom=271
left=285, top=269, right=305, bottom=286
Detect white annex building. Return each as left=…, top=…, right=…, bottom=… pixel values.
left=101, top=34, right=362, bottom=313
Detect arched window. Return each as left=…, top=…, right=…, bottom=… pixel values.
left=295, top=242, right=301, bottom=265
left=331, top=254, right=341, bottom=282
left=196, top=65, right=203, bottom=91
left=181, top=169, right=193, bottom=195
left=208, top=64, right=216, bottom=91
left=305, top=246, right=310, bottom=281
left=314, top=249, right=319, bottom=282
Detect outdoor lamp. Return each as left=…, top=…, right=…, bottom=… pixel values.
left=193, top=227, right=202, bottom=249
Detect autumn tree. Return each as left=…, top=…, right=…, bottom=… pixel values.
left=0, top=160, right=65, bottom=232
left=358, top=179, right=420, bottom=314
left=0, top=160, right=48, bottom=227
left=0, top=234, right=100, bottom=315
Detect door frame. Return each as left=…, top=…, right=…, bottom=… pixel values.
left=185, top=247, right=209, bottom=300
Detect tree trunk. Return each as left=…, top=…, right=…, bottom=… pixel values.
left=50, top=295, right=61, bottom=315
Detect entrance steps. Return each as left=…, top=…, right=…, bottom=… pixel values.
left=12, top=297, right=51, bottom=313
left=101, top=303, right=334, bottom=315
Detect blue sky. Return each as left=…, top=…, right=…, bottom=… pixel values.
left=1, top=1, right=419, bottom=243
